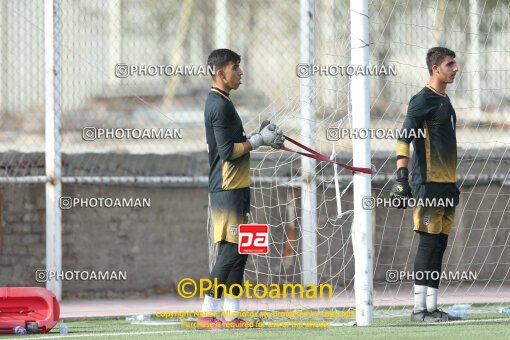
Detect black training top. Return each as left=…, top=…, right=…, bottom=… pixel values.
left=398, top=85, right=459, bottom=201
left=204, top=87, right=250, bottom=193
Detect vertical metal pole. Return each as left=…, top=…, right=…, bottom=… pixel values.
left=162, top=0, right=194, bottom=110
left=45, top=0, right=62, bottom=300
left=469, top=0, right=481, bottom=120
left=0, top=2, right=7, bottom=117
left=108, top=0, right=121, bottom=87
left=434, top=0, right=447, bottom=45
left=215, top=0, right=228, bottom=48
left=300, top=0, right=317, bottom=287
left=350, top=0, right=373, bottom=326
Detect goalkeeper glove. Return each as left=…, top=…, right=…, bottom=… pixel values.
left=390, top=167, right=413, bottom=209
left=248, top=120, right=285, bottom=150
left=272, top=126, right=285, bottom=149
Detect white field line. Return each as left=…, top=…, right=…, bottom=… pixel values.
left=22, top=317, right=510, bottom=338
left=19, top=330, right=194, bottom=339
left=383, top=317, right=510, bottom=327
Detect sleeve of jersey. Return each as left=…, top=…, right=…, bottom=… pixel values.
left=230, top=143, right=247, bottom=159
left=211, top=104, right=236, bottom=161
left=397, top=95, right=429, bottom=158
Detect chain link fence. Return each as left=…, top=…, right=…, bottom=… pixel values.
left=1, top=0, right=508, bottom=178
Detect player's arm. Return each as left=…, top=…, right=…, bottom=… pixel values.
left=230, top=141, right=253, bottom=159
left=211, top=105, right=284, bottom=160
left=390, top=96, right=428, bottom=208
left=210, top=104, right=242, bottom=161
left=391, top=155, right=412, bottom=209
left=231, top=120, right=285, bottom=159
left=396, top=156, right=408, bottom=170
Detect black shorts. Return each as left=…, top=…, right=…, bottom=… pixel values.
left=209, top=188, right=250, bottom=244
left=411, top=182, right=460, bottom=206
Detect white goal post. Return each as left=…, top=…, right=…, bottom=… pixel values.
left=350, top=0, right=374, bottom=326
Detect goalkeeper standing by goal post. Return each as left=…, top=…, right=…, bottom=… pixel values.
left=198, top=49, right=284, bottom=329
left=390, top=47, right=462, bottom=322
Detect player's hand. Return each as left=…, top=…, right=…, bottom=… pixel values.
left=272, top=127, right=285, bottom=149
left=259, top=120, right=285, bottom=149
left=249, top=120, right=285, bottom=150
left=390, top=167, right=413, bottom=209
left=260, top=120, right=285, bottom=149
left=265, top=121, right=285, bottom=149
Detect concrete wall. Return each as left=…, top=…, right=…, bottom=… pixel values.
left=1, top=180, right=508, bottom=299
left=0, top=184, right=211, bottom=299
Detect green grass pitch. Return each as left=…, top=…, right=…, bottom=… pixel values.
left=5, top=313, right=510, bottom=339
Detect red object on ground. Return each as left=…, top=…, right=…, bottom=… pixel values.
left=0, top=287, right=60, bottom=334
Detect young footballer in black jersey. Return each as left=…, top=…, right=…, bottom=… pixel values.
left=390, top=47, right=461, bottom=322
left=199, top=49, right=284, bottom=329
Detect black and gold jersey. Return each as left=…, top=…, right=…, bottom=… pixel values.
left=397, top=85, right=459, bottom=201
left=204, top=88, right=250, bottom=193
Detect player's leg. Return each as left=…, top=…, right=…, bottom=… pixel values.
left=425, top=232, right=447, bottom=313
left=203, top=241, right=240, bottom=301
left=221, top=187, right=250, bottom=326
left=422, top=232, right=452, bottom=322
left=411, top=206, right=443, bottom=322
left=199, top=240, right=237, bottom=329
left=426, top=207, right=461, bottom=321
left=200, top=189, right=250, bottom=328
left=222, top=249, right=248, bottom=322
left=411, top=232, right=436, bottom=321
left=214, top=244, right=248, bottom=327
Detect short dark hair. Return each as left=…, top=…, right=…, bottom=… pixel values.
left=426, top=47, right=456, bottom=75
left=207, top=49, right=241, bottom=78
